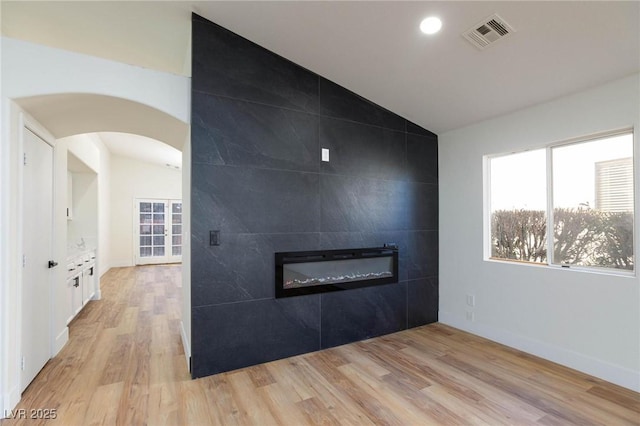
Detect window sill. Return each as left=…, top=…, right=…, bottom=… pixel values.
left=485, top=257, right=636, bottom=278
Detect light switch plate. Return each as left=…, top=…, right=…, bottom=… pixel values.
left=321, top=148, right=330, bottom=162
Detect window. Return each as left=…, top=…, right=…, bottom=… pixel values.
left=487, top=130, right=634, bottom=272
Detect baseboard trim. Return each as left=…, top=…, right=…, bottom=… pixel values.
left=53, top=327, right=69, bottom=356
left=109, top=260, right=133, bottom=269
left=439, top=311, right=640, bottom=392
left=2, top=384, right=20, bottom=418
left=180, top=320, right=191, bottom=373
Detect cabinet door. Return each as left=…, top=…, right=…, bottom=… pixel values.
left=66, top=277, right=76, bottom=325
left=72, top=275, right=82, bottom=315
left=84, top=265, right=96, bottom=303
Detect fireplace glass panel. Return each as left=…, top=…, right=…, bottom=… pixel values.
left=283, top=257, right=394, bottom=289
left=275, top=247, right=398, bottom=298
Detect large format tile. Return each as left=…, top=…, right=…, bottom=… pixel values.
left=320, top=282, right=407, bottom=348
left=407, top=182, right=438, bottom=231
left=192, top=164, right=320, bottom=235
left=319, top=78, right=405, bottom=131
left=408, top=277, right=438, bottom=327
left=407, top=231, right=438, bottom=279
left=320, top=174, right=408, bottom=232
left=319, top=231, right=408, bottom=282
left=319, top=117, right=406, bottom=180
left=406, top=133, right=438, bottom=184
left=190, top=12, right=440, bottom=379
left=192, top=92, right=319, bottom=172
left=191, top=296, right=321, bottom=378
left=192, top=18, right=318, bottom=113
left=191, top=232, right=320, bottom=307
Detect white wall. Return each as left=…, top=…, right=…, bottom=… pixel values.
left=95, top=138, right=111, bottom=279
left=2, top=37, right=189, bottom=124
left=109, top=155, right=182, bottom=267
left=439, top=73, right=640, bottom=391
left=63, top=133, right=112, bottom=278
left=67, top=173, right=98, bottom=245
left=181, top=135, right=191, bottom=365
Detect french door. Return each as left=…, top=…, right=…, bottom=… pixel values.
left=135, top=199, right=182, bottom=265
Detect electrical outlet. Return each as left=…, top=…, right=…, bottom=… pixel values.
left=466, top=311, right=474, bottom=321
left=466, top=294, right=475, bottom=307
left=321, top=148, right=330, bottom=162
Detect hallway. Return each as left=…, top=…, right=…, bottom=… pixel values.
left=4, top=265, right=188, bottom=425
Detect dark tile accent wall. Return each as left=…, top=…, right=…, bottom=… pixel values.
left=191, top=14, right=439, bottom=378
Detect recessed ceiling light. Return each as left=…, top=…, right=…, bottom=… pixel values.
left=420, top=17, right=442, bottom=35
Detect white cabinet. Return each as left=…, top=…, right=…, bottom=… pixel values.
left=66, top=259, right=82, bottom=321
left=66, top=250, right=97, bottom=323
left=82, top=258, right=96, bottom=305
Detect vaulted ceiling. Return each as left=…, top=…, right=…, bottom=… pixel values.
left=2, top=1, right=639, bottom=134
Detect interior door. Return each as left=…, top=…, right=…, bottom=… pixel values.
left=135, top=199, right=182, bottom=265
left=21, top=128, right=54, bottom=391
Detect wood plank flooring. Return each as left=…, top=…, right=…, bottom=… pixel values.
left=2, top=265, right=639, bottom=425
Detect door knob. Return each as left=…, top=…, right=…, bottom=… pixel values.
left=48, top=260, right=58, bottom=268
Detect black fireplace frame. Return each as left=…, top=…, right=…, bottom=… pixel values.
left=275, top=247, right=399, bottom=298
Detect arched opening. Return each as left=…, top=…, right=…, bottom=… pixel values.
left=6, top=92, right=190, bottom=397
left=15, top=93, right=189, bottom=150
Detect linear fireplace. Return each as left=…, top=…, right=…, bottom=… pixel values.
left=275, top=247, right=399, bottom=298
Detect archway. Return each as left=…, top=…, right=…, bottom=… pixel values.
left=1, top=92, right=191, bottom=410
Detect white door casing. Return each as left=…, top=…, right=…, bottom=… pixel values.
left=21, top=127, right=54, bottom=391
left=135, top=199, right=182, bottom=265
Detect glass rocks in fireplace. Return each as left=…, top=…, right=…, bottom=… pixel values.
left=275, top=247, right=398, bottom=298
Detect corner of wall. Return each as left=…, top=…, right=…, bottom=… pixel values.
left=180, top=320, right=191, bottom=372
left=2, top=383, right=20, bottom=418
left=53, top=327, right=69, bottom=355
left=181, top=133, right=191, bottom=373
left=438, top=74, right=640, bottom=392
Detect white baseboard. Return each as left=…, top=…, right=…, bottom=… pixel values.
left=2, top=384, right=20, bottom=418
left=180, top=320, right=191, bottom=372
left=109, top=260, right=133, bottom=269
left=439, top=311, right=640, bottom=392
left=53, top=327, right=69, bottom=355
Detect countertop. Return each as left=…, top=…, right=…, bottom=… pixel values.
left=67, top=247, right=97, bottom=261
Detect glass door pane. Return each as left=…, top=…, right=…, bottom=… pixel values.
left=136, top=199, right=168, bottom=264
left=170, top=201, right=182, bottom=260
left=136, top=199, right=182, bottom=265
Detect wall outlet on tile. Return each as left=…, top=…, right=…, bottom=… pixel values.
left=321, top=148, right=330, bottom=162
left=466, top=294, right=475, bottom=307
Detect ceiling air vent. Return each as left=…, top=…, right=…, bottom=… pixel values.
left=463, top=14, right=515, bottom=50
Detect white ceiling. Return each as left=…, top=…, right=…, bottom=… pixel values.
left=98, top=132, right=182, bottom=169
left=2, top=1, right=639, bottom=135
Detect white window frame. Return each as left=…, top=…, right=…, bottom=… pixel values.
left=484, top=128, right=636, bottom=277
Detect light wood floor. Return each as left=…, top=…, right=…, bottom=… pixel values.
left=2, top=265, right=639, bottom=425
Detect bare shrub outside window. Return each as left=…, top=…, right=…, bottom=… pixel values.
left=488, top=132, right=634, bottom=272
